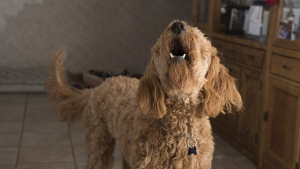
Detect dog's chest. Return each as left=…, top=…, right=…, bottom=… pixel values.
left=132, top=108, right=212, bottom=168
left=145, top=132, right=201, bottom=169
left=146, top=118, right=202, bottom=168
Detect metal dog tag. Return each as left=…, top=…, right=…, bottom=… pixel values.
left=187, top=133, right=197, bottom=155
left=188, top=146, right=197, bottom=155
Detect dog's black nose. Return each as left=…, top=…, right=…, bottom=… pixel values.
left=171, top=22, right=186, bottom=34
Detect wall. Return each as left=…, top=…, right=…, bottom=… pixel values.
left=0, top=0, right=192, bottom=74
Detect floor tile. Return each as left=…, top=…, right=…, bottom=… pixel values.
left=0, top=94, right=27, bottom=103
left=73, top=145, right=87, bottom=162
left=0, top=94, right=26, bottom=121
left=0, top=105, right=25, bottom=121
left=69, top=121, right=85, bottom=133
left=23, top=119, right=68, bottom=133
left=27, top=94, right=53, bottom=106
left=212, top=148, right=240, bottom=169
left=17, top=162, right=75, bottom=169
left=233, top=156, right=257, bottom=169
left=213, top=135, right=258, bottom=169
left=76, top=161, right=123, bottom=169
left=212, top=157, right=241, bottom=169
left=21, top=132, right=70, bottom=146
left=0, top=121, right=22, bottom=133
left=0, top=165, right=15, bottom=169
left=18, top=145, right=73, bottom=164
left=215, top=144, right=241, bottom=157
left=76, top=162, right=86, bottom=169
left=26, top=94, right=56, bottom=121
left=213, top=148, right=226, bottom=160
left=0, top=147, right=18, bottom=165
left=70, top=132, right=85, bottom=145
left=0, top=133, right=20, bottom=147
left=214, top=136, right=241, bottom=157
left=0, top=94, right=26, bottom=105
left=69, top=121, right=86, bottom=146
left=25, top=109, right=57, bottom=121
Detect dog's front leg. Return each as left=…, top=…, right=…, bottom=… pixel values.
left=130, top=136, right=166, bottom=169
left=84, top=113, right=116, bottom=169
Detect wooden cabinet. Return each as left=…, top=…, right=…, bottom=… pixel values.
left=270, top=54, right=300, bottom=83
left=211, top=39, right=227, bottom=54
left=272, top=0, right=300, bottom=51
left=238, top=69, right=262, bottom=150
left=214, top=62, right=241, bottom=133
left=263, top=79, right=300, bottom=169
left=211, top=38, right=264, bottom=163
left=192, top=0, right=212, bottom=32
left=241, top=48, right=265, bottom=70
left=224, top=43, right=242, bottom=61
left=193, top=0, right=300, bottom=168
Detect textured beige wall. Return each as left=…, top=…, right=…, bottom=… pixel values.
left=0, top=0, right=192, bottom=74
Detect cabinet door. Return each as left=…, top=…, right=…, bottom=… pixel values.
left=215, top=62, right=241, bottom=132
left=238, top=68, right=262, bottom=149
left=192, top=0, right=210, bottom=30
left=273, top=0, right=300, bottom=51
left=263, top=79, right=300, bottom=169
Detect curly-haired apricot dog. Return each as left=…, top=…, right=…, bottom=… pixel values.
left=46, top=21, right=242, bottom=169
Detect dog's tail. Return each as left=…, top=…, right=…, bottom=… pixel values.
left=45, top=50, right=91, bottom=122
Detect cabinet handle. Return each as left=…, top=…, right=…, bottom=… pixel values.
left=248, top=55, right=255, bottom=59
left=282, top=65, right=291, bottom=69
left=229, top=50, right=236, bottom=53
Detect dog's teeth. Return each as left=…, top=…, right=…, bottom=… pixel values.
left=182, top=54, right=186, bottom=58
left=170, top=53, right=174, bottom=58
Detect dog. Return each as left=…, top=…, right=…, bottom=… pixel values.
left=45, top=20, right=242, bottom=169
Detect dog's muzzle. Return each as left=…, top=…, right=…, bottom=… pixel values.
left=170, top=22, right=189, bottom=61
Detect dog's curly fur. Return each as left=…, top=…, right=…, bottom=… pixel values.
left=45, top=21, right=242, bottom=169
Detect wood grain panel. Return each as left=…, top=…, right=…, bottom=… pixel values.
left=264, top=78, right=300, bottom=169
left=241, top=48, right=265, bottom=70
left=211, top=32, right=267, bottom=50
left=224, top=43, right=242, bottom=61
left=238, top=69, right=262, bottom=149
left=214, top=62, right=241, bottom=133
left=271, top=54, right=300, bottom=83
left=211, top=39, right=227, bottom=55
left=273, top=47, right=300, bottom=60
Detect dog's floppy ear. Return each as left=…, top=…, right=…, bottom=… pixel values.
left=137, top=51, right=166, bottom=118
left=201, top=47, right=242, bottom=117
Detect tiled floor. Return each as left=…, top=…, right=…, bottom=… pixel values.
left=0, top=93, right=258, bottom=169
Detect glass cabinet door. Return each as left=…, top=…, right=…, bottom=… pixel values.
left=278, top=0, right=300, bottom=41
left=196, top=0, right=209, bottom=24
left=213, top=0, right=267, bottom=34
left=273, top=0, right=300, bottom=51
left=192, top=0, right=210, bottom=31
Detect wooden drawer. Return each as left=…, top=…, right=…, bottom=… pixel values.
left=211, top=39, right=226, bottom=54
left=224, top=43, right=242, bottom=61
left=271, top=54, right=300, bottom=83
left=241, top=48, right=265, bottom=69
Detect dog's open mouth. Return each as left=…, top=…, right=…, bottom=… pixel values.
left=170, top=38, right=188, bottom=60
